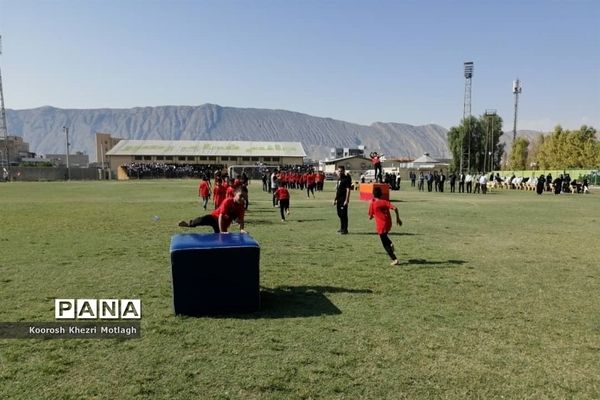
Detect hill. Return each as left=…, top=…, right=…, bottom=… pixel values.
left=6, top=104, right=450, bottom=162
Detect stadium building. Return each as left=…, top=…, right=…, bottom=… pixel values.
left=102, top=135, right=306, bottom=172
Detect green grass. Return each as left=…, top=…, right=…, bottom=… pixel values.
left=0, top=180, right=599, bottom=399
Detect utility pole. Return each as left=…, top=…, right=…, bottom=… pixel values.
left=63, top=126, right=71, bottom=180
left=0, top=35, right=10, bottom=179
left=512, top=79, right=522, bottom=142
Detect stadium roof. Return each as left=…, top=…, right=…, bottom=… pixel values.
left=412, top=153, right=439, bottom=163
left=323, top=155, right=371, bottom=164
left=106, top=140, right=306, bottom=157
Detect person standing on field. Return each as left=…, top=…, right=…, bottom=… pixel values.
left=212, top=178, right=226, bottom=209
left=333, top=165, right=352, bottom=234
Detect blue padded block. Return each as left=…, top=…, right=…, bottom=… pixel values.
left=170, top=233, right=260, bottom=316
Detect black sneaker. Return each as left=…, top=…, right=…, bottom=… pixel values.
left=339, top=230, right=348, bottom=235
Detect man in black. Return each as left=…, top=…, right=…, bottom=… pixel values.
left=449, top=172, right=456, bottom=193
left=333, top=165, right=352, bottom=234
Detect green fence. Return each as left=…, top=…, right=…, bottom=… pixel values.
left=492, top=169, right=599, bottom=184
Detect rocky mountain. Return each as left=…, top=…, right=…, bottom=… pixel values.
left=6, top=104, right=451, bottom=162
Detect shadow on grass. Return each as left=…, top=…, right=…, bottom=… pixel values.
left=404, top=259, right=466, bottom=267
left=246, top=219, right=276, bottom=225
left=390, top=198, right=430, bottom=203
left=350, top=231, right=418, bottom=236
left=294, top=219, right=326, bottom=223
left=249, top=285, right=373, bottom=319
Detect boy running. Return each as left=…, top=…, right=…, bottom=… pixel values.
left=274, top=184, right=291, bottom=221
left=198, top=176, right=211, bottom=210
left=368, top=187, right=402, bottom=265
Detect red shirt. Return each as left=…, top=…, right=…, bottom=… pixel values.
left=368, top=198, right=395, bottom=234
left=274, top=187, right=290, bottom=200
left=371, top=155, right=380, bottom=166
left=226, top=186, right=235, bottom=199
left=199, top=181, right=210, bottom=197
left=213, top=185, right=227, bottom=208
left=211, top=197, right=245, bottom=231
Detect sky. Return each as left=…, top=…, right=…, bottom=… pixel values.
left=0, top=0, right=598, bottom=132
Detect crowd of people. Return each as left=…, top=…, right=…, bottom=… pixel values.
left=409, top=170, right=592, bottom=196
left=121, top=163, right=225, bottom=179
left=261, top=167, right=326, bottom=195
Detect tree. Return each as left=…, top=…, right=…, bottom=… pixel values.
left=526, top=134, right=544, bottom=169
left=508, top=137, right=529, bottom=170
left=534, top=125, right=599, bottom=169
left=447, top=114, right=504, bottom=172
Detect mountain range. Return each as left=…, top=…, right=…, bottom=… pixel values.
left=5, top=104, right=452, bottom=163
left=6, top=104, right=547, bottom=163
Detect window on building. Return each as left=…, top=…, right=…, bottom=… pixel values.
left=263, top=157, right=271, bottom=162
left=221, top=156, right=229, bottom=161
left=208, top=156, right=216, bottom=161
left=165, top=156, right=173, bottom=161
left=199, top=156, right=207, bottom=161
left=134, top=156, right=142, bottom=161
left=272, top=157, right=280, bottom=162
left=156, top=156, right=164, bottom=161
left=143, top=156, right=152, bottom=160
left=187, top=156, right=195, bottom=161
left=242, top=157, right=250, bottom=162
left=178, top=156, right=186, bottom=161
left=251, top=157, right=259, bottom=161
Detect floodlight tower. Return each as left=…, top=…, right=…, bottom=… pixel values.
left=484, top=109, right=497, bottom=173
left=0, top=35, right=9, bottom=176
left=512, top=79, right=522, bottom=142
left=460, top=61, right=474, bottom=173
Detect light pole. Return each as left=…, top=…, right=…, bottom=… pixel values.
left=0, top=35, right=10, bottom=179
left=461, top=61, right=474, bottom=173
left=512, top=79, right=522, bottom=142
left=63, top=126, right=71, bottom=180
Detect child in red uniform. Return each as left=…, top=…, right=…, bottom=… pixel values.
left=225, top=178, right=236, bottom=199
left=198, top=176, right=211, bottom=210
left=274, top=184, right=290, bottom=221
left=370, top=152, right=383, bottom=183
left=178, top=187, right=247, bottom=233
left=306, top=172, right=316, bottom=198
left=212, top=178, right=226, bottom=209
left=368, top=187, right=402, bottom=265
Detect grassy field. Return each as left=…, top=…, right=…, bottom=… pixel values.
left=0, top=179, right=599, bottom=399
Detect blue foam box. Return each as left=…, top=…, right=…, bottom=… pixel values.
left=170, top=233, right=260, bottom=316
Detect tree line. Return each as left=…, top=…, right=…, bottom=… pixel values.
left=448, top=115, right=599, bottom=171
left=509, top=125, right=600, bottom=170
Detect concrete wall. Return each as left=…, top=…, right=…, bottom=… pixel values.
left=8, top=167, right=101, bottom=181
